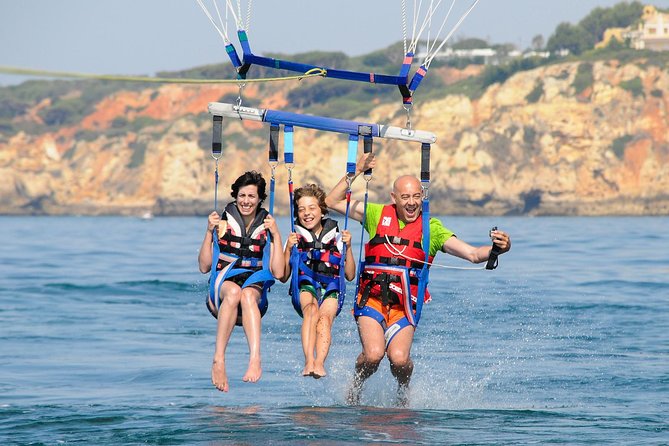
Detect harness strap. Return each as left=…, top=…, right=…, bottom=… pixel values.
left=353, top=135, right=374, bottom=302
left=299, top=239, right=338, bottom=251
left=368, top=234, right=422, bottom=249
left=358, top=271, right=402, bottom=309
left=365, top=256, right=423, bottom=270
left=412, top=142, right=432, bottom=327
left=268, top=123, right=279, bottom=215
left=222, top=232, right=265, bottom=246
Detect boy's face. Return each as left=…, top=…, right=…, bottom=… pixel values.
left=296, top=196, right=323, bottom=232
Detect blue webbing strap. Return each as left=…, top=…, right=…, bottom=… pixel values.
left=235, top=31, right=413, bottom=98
left=233, top=31, right=430, bottom=102
left=414, top=142, right=431, bottom=326
left=397, top=52, right=414, bottom=103
left=225, top=43, right=243, bottom=69
left=283, top=124, right=303, bottom=313
left=208, top=115, right=226, bottom=299
left=354, top=135, right=374, bottom=303
left=244, top=54, right=405, bottom=86
left=334, top=134, right=357, bottom=309
left=408, top=65, right=428, bottom=97
left=268, top=124, right=280, bottom=216
left=343, top=135, right=358, bottom=231
left=284, top=125, right=295, bottom=226
left=235, top=30, right=252, bottom=78
left=212, top=115, right=223, bottom=211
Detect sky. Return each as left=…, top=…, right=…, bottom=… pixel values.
left=2, top=0, right=668, bottom=86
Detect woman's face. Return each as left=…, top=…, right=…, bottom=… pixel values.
left=296, top=196, right=323, bottom=232
left=236, top=184, right=260, bottom=218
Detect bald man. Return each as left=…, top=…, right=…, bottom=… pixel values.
left=325, top=153, right=511, bottom=406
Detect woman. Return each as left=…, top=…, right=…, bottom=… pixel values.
left=281, top=184, right=356, bottom=379
left=198, top=171, right=284, bottom=392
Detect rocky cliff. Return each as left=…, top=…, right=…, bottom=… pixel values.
left=1, top=58, right=668, bottom=216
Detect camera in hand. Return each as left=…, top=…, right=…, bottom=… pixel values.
left=485, top=226, right=501, bottom=270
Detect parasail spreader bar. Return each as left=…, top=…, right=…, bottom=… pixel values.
left=208, top=102, right=437, bottom=144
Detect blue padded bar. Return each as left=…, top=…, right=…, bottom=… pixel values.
left=245, top=54, right=314, bottom=74
left=245, top=54, right=404, bottom=86
left=237, top=30, right=252, bottom=55
left=397, top=52, right=414, bottom=83
left=408, top=65, right=428, bottom=92
left=225, top=43, right=242, bottom=69
left=264, top=109, right=380, bottom=137
left=283, top=125, right=294, bottom=164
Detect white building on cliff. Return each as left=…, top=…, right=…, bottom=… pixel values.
left=632, top=5, right=669, bottom=51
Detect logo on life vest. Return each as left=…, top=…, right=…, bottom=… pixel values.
left=381, top=216, right=392, bottom=227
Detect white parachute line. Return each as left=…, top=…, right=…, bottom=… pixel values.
left=425, top=0, right=435, bottom=59
left=424, top=0, right=481, bottom=68
left=409, top=0, right=424, bottom=51
left=246, top=0, right=253, bottom=31
left=401, top=0, right=408, bottom=54
left=195, top=0, right=231, bottom=43
left=407, top=0, right=445, bottom=54
left=425, top=0, right=456, bottom=59
left=223, top=0, right=243, bottom=30
left=236, top=0, right=243, bottom=27
left=383, top=236, right=485, bottom=270
left=212, top=0, right=229, bottom=38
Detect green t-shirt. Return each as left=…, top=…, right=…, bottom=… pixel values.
left=363, top=203, right=454, bottom=257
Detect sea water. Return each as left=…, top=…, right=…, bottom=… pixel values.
left=0, top=216, right=667, bottom=445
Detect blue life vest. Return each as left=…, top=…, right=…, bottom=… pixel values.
left=208, top=202, right=275, bottom=324
left=289, top=218, right=346, bottom=317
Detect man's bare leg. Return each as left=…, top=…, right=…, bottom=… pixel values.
left=346, top=316, right=386, bottom=405
left=387, top=324, right=415, bottom=407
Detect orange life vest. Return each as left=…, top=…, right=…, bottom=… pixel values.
left=358, top=204, right=432, bottom=315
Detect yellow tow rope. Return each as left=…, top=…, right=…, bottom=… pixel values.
left=0, top=66, right=327, bottom=84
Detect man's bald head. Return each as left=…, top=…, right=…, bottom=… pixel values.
left=391, top=175, right=422, bottom=223
left=392, top=175, right=421, bottom=194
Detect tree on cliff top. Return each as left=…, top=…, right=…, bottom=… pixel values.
left=547, top=1, right=644, bottom=55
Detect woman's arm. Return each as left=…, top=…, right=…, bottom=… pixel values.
left=264, top=214, right=285, bottom=279
left=198, top=211, right=220, bottom=273
left=279, top=232, right=298, bottom=283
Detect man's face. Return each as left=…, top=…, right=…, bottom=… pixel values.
left=391, top=177, right=422, bottom=223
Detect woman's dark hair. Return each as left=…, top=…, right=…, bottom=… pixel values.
left=293, top=183, right=328, bottom=218
left=230, top=171, right=267, bottom=204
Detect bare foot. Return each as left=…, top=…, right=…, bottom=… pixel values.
left=212, top=359, right=229, bottom=392
left=242, top=357, right=262, bottom=383
left=302, top=361, right=315, bottom=377
left=312, top=364, right=327, bottom=379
